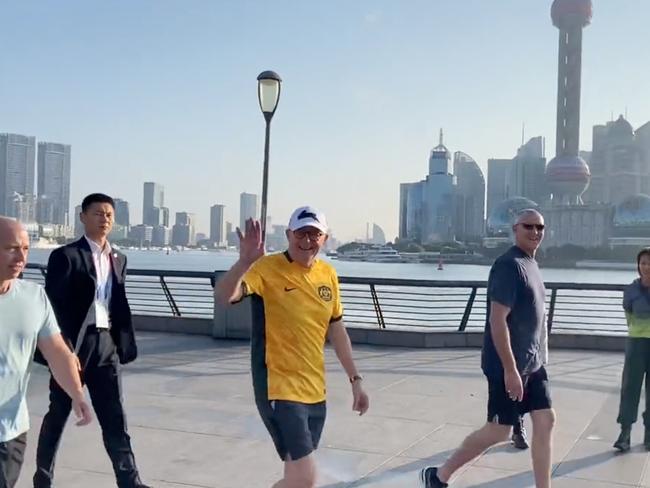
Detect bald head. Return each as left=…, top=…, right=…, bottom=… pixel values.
left=514, top=209, right=544, bottom=226
left=0, top=216, right=29, bottom=282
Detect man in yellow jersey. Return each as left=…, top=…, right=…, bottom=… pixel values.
left=215, top=206, right=369, bottom=488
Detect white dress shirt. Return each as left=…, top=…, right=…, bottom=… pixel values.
left=82, top=235, right=113, bottom=329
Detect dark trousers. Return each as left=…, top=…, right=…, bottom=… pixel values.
left=617, top=337, right=650, bottom=428
left=33, top=328, right=141, bottom=488
left=0, top=433, right=26, bottom=488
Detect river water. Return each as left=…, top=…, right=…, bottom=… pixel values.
left=27, top=248, right=638, bottom=284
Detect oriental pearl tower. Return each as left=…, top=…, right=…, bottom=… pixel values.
left=546, top=0, right=593, bottom=205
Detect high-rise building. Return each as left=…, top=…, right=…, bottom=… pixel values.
left=10, top=194, right=36, bottom=223
left=239, top=193, right=259, bottom=230
left=400, top=182, right=425, bottom=242
left=0, top=133, right=36, bottom=218
left=585, top=116, right=648, bottom=205
left=37, top=142, right=71, bottom=225
left=429, top=129, right=452, bottom=176
left=143, top=182, right=165, bottom=226
left=108, top=225, right=129, bottom=241
left=114, top=198, right=130, bottom=227
left=73, top=205, right=84, bottom=237
left=398, top=183, right=411, bottom=240
left=225, top=221, right=237, bottom=247
left=370, top=223, right=386, bottom=245
left=129, top=224, right=153, bottom=247
left=398, top=131, right=456, bottom=243
left=210, top=204, right=225, bottom=244
left=546, top=0, right=592, bottom=205
left=487, top=159, right=512, bottom=217
left=266, top=224, right=289, bottom=251
left=454, top=151, right=486, bottom=241
left=509, top=137, right=547, bottom=205
left=151, top=225, right=171, bottom=247
left=172, top=212, right=196, bottom=247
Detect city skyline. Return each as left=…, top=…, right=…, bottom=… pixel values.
left=1, top=1, right=649, bottom=241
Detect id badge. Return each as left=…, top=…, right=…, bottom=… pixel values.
left=95, top=301, right=111, bottom=329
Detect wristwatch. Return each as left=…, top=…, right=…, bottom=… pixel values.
left=349, top=374, right=363, bottom=384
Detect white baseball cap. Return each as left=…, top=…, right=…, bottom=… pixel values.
left=288, top=206, right=328, bottom=234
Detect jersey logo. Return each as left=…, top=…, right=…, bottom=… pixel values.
left=318, top=285, right=332, bottom=302
left=284, top=286, right=297, bottom=292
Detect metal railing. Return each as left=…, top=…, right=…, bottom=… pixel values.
left=339, top=278, right=628, bottom=335
left=24, top=264, right=630, bottom=335
left=23, top=264, right=217, bottom=319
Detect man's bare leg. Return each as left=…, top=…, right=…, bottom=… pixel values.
left=437, top=422, right=511, bottom=483
left=272, top=453, right=317, bottom=488
left=530, top=408, right=555, bottom=488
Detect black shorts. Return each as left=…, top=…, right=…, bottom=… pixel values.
left=0, top=432, right=27, bottom=488
left=256, top=399, right=326, bottom=461
left=487, top=366, right=552, bottom=426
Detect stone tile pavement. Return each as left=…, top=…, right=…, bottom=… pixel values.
left=15, top=332, right=650, bottom=487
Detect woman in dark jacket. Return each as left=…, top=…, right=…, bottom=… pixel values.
left=614, top=248, right=650, bottom=452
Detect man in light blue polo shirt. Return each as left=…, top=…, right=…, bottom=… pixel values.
left=0, top=217, right=92, bottom=488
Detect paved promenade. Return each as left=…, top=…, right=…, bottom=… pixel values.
left=17, top=332, right=650, bottom=488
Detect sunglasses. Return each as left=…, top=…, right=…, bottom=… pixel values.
left=519, top=223, right=545, bottom=231
left=292, top=229, right=324, bottom=240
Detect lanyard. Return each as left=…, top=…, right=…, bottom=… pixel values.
left=94, top=252, right=111, bottom=303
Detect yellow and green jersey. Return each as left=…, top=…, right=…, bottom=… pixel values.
left=242, top=252, right=343, bottom=404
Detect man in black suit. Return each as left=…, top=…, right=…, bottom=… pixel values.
left=33, top=193, right=150, bottom=488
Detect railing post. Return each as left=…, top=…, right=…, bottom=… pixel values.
left=459, top=287, right=477, bottom=332
left=369, top=284, right=386, bottom=329
left=159, top=276, right=181, bottom=317
left=547, top=288, right=557, bottom=333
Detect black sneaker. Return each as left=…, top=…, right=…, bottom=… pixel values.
left=644, top=428, right=650, bottom=451
left=418, top=466, right=448, bottom=488
left=512, top=420, right=529, bottom=450
left=613, top=426, right=631, bottom=452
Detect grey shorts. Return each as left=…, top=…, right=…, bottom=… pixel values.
left=256, top=399, right=326, bottom=461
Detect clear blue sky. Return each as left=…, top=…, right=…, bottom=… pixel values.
left=2, top=1, right=649, bottom=241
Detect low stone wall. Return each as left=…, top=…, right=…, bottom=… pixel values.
left=347, top=329, right=626, bottom=351
left=133, top=314, right=213, bottom=335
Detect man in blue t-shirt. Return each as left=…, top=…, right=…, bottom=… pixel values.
left=0, top=217, right=92, bottom=488
left=420, top=209, right=555, bottom=488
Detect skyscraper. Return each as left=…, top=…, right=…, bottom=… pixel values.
left=210, top=204, right=225, bottom=244
left=0, top=133, right=36, bottom=218
left=509, top=137, right=547, bottom=205
left=143, top=182, right=165, bottom=226
left=172, top=212, right=196, bottom=247
left=239, top=192, right=259, bottom=230
left=398, top=130, right=456, bottom=243
left=454, top=151, right=486, bottom=241
left=151, top=225, right=171, bottom=247
left=398, top=183, right=412, bottom=240
left=546, top=0, right=592, bottom=204
left=73, top=204, right=84, bottom=237
left=487, top=158, right=512, bottom=217
left=370, top=223, right=386, bottom=245
left=585, top=116, right=649, bottom=205
left=129, top=225, right=153, bottom=247
left=37, top=142, right=71, bottom=225
left=114, top=198, right=130, bottom=227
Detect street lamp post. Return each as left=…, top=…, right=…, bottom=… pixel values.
left=257, top=70, right=282, bottom=241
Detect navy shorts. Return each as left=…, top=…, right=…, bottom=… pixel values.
left=487, top=366, right=552, bottom=426
left=256, top=400, right=326, bottom=461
